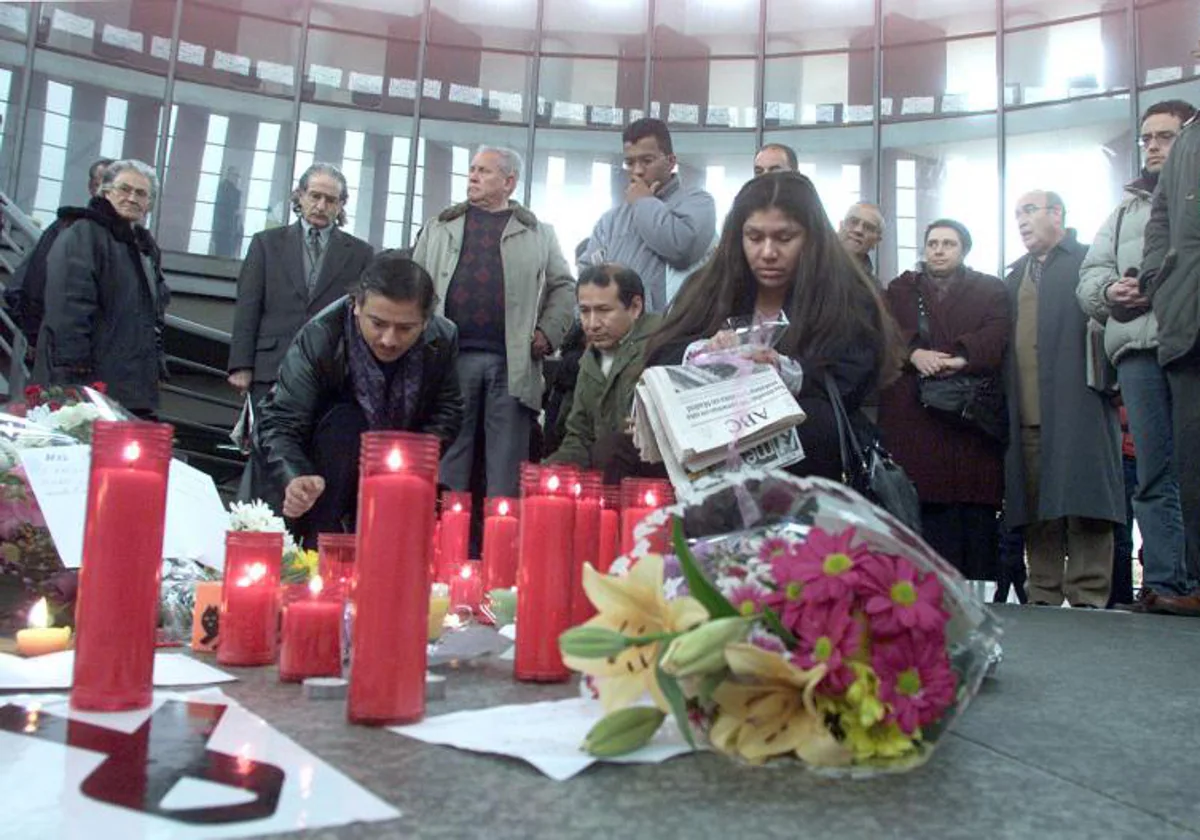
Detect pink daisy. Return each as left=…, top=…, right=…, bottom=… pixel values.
left=857, top=554, right=948, bottom=638
left=723, top=580, right=771, bottom=618
left=792, top=527, right=868, bottom=604
left=790, top=599, right=860, bottom=694
left=758, top=536, right=793, bottom=564
left=872, top=634, right=957, bottom=734
left=767, top=541, right=809, bottom=627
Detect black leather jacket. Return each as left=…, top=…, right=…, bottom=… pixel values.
left=256, top=297, right=463, bottom=490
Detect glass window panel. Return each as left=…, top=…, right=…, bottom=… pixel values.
left=191, top=200, right=215, bottom=232
left=1004, top=96, right=1131, bottom=265
left=1005, top=13, right=1130, bottom=106
left=45, top=81, right=73, bottom=116
left=176, top=1, right=302, bottom=98
left=883, top=36, right=997, bottom=119
left=881, top=115, right=1000, bottom=279
left=386, top=193, right=407, bottom=220
left=100, top=126, right=125, bottom=160
left=38, top=1, right=174, bottom=76
left=766, top=0, right=874, bottom=53
left=384, top=220, right=405, bottom=246
left=417, top=119, right=529, bottom=224
left=156, top=79, right=295, bottom=257
left=188, top=231, right=212, bottom=253
left=1005, top=0, right=1116, bottom=27
left=542, top=0, right=647, bottom=57
left=103, top=96, right=128, bottom=126
left=670, top=131, right=756, bottom=230
left=296, top=101, right=416, bottom=251
left=883, top=0, right=996, bottom=45
left=536, top=57, right=646, bottom=128
left=310, top=0, right=423, bottom=40
left=0, top=58, right=26, bottom=189
left=38, top=144, right=66, bottom=180
left=428, top=0, right=538, bottom=51
left=421, top=47, right=529, bottom=123
left=1137, top=0, right=1200, bottom=87
left=653, top=0, right=759, bottom=58
left=206, top=114, right=230, bottom=144
left=304, top=28, right=419, bottom=116
left=0, top=3, right=29, bottom=43
left=764, top=51, right=874, bottom=127
left=652, top=58, right=757, bottom=129
left=762, top=125, right=877, bottom=228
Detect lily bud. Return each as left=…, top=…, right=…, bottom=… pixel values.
left=659, top=617, right=749, bottom=678
left=559, top=625, right=632, bottom=659
left=582, top=706, right=667, bottom=757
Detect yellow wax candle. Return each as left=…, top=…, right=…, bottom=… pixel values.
left=16, top=598, right=71, bottom=657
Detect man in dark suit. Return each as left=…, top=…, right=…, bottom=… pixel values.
left=227, top=163, right=374, bottom=401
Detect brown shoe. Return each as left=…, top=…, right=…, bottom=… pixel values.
left=1149, top=589, right=1200, bottom=617
left=1115, top=589, right=1160, bottom=613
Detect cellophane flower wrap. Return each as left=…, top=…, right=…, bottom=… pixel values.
left=559, top=468, right=1001, bottom=777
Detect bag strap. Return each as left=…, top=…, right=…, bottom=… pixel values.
left=1113, top=205, right=1127, bottom=263
left=914, top=287, right=932, bottom=347
left=824, top=372, right=866, bottom=482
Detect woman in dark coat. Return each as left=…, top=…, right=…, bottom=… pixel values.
left=878, top=219, right=1011, bottom=579
left=644, top=171, right=902, bottom=480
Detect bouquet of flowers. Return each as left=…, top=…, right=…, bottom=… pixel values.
left=559, top=470, right=1000, bottom=775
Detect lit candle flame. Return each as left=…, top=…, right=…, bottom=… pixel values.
left=573, top=482, right=583, bottom=498
left=386, top=448, right=403, bottom=471
left=236, top=561, right=269, bottom=587
left=444, top=613, right=463, bottom=631
left=547, top=474, right=561, bottom=492
left=460, top=564, right=472, bottom=580
left=308, top=575, right=324, bottom=596
left=122, top=441, right=141, bottom=462
left=27, top=597, right=49, bottom=630
left=498, top=499, right=510, bottom=516
left=644, top=490, right=658, bottom=507
left=452, top=502, right=463, bottom=513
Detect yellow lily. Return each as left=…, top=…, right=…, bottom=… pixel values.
left=708, top=643, right=853, bottom=767
left=562, top=555, right=708, bottom=713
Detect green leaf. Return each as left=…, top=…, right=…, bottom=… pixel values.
left=760, top=605, right=798, bottom=648
left=655, top=646, right=696, bottom=750
left=697, top=671, right=725, bottom=707
left=671, top=518, right=737, bottom=619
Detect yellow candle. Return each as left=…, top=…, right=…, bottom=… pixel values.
left=16, top=598, right=71, bottom=657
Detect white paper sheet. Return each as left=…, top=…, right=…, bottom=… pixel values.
left=0, top=688, right=400, bottom=839
left=17, top=447, right=229, bottom=571
left=391, top=697, right=694, bottom=781
left=0, top=651, right=236, bottom=691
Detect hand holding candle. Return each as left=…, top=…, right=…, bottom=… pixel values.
left=16, top=598, right=71, bottom=657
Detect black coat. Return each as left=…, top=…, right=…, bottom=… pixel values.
left=32, top=197, right=168, bottom=411
left=256, top=298, right=464, bottom=493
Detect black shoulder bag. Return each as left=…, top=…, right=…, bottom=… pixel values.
left=825, top=373, right=922, bottom=533
left=914, top=289, right=1008, bottom=446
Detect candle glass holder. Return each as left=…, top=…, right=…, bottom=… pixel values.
left=620, top=478, right=675, bottom=557
left=218, top=531, right=283, bottom=667
left=481, top=496, right=519, bottom=593
left=515, top=463, right=577, bottom=683
left=437, top=491, right=472, bottom=584
left=598, top=485, right=621, bottom=574
left=279, top=578, right=343, bottom=682
left=571, top=471, right=602, bottom=626
left=71, top=421, right=173, bottom=712
left=317, top=533, right=356, bottom=598
left=349, top=431, right=439, bottom=726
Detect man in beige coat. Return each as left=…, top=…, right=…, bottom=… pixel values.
left=412, top=147, right=575, bottom=496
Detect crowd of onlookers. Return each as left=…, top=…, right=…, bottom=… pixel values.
left=7, top=99, right=1200, bottom=617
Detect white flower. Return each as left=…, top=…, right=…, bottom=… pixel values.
left=51, top=403, right=101, bottom=431
left=228, top=499, right=288, bottom=533
left=25, top=406, right=52, bottom=427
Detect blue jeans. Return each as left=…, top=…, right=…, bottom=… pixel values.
left=1117, top=351, right=1190, bottom=594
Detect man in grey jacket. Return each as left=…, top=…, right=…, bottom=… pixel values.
left=1077, top=99, right=1196, bottom=607
left=582, top=119, right=716, bottom=312
left=1140, top=105, right=1200, bottom=616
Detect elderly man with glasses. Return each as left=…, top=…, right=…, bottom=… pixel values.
left=838, top=202, right=885, bottom=279
left=1003, top=189, right=1124, bottom=608
left=580, top=118, right=716, bottom=311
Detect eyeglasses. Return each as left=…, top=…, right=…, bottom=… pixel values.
left=112, top=182, right=151, bottom=201
left=844, top=216, right=881, bottom=235
left=1014, top=204, right=1048, bottom=218
left=622, top=153, right=665, bottom=171
left=1139, top=130, right=1178, bottom=148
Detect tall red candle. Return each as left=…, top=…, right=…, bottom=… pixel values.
left=620, top=478, right=675, bottom=557
left=515, top=463, right=576, bottom=682
left=598, top=485, right=621, bottom=573
left=571, top=471, right=602, bottom=626
left=71, top=421, right=173, bottom=712
left=218, top=531, right=283, bottom=667
left=437, top=491, right=472, bottom=583
left=482, top=497, right=519, bottom=590
left=317, top=532, right=356, bottom=599
left=349, top=431, right=438, bottom=726
left=279, top=575, right=342, bottom=682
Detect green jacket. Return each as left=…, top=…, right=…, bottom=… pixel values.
left=412, top=200, right=576, bottom=411
left=548, top=313, right=661, bottom=468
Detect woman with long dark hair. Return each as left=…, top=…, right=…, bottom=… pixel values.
left=644, top=171, right=901, bottom=480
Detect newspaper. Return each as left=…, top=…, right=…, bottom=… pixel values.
left=633, top=361, right=806, bottom=492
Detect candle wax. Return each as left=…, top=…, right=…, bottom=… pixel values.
left=16, top=627, right=71, bottom=657
left=279, top=597, right=342, bottom=682
left=621, top=506, right=670, bottom=556
left=515, top=494, right=574, bottom=682
left=571, top=498, right=601, bottom=626
left=482, top=514, right=519, bottom=590
left=597, top=508, right=620, bottom=573
left=438, top=508, right=471, bottom=583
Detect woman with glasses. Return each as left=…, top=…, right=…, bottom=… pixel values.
left=877, top=219, right=1010, bottom=582
left=643, top=171, right=901, bottom=480
left=33, top=159, right=169, bottom=416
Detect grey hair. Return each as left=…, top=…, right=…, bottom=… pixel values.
left=477, top=146, right=522, bottom=183
left=848, top=201, right=885, bottom=233
left=100, top=159, right=159, bottom=205
left=291, top=162, right=349, bottom=226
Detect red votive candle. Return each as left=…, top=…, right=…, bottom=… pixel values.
left=71, top=421, right=173, bottom=712
left=437, top=491, right=472, bottom=583
left=348, top=431, right=438, bottom=726
left=598, top=485, right=621, bottom=573
left=279, top=575, right=342, bottom=682
left=515, top=463, right=576, bottom=682
left=620, top=478, right=674, bottom=557
left=482, top=497, right=519, bottom=590
left=449, top=559, right=484, bottom=613
left=571, top=471, right=602, bottom=626
left=317, top=532, right=356, bottom=599
left=218, top=531, right=283, bottom=667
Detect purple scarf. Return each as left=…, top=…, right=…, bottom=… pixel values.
left=346, top=304, right=423, bottom=430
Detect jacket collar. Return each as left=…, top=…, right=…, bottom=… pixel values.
left=437, top=199, right=539, bottom=229
left=1007, top=228, right=1078, bottom=272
